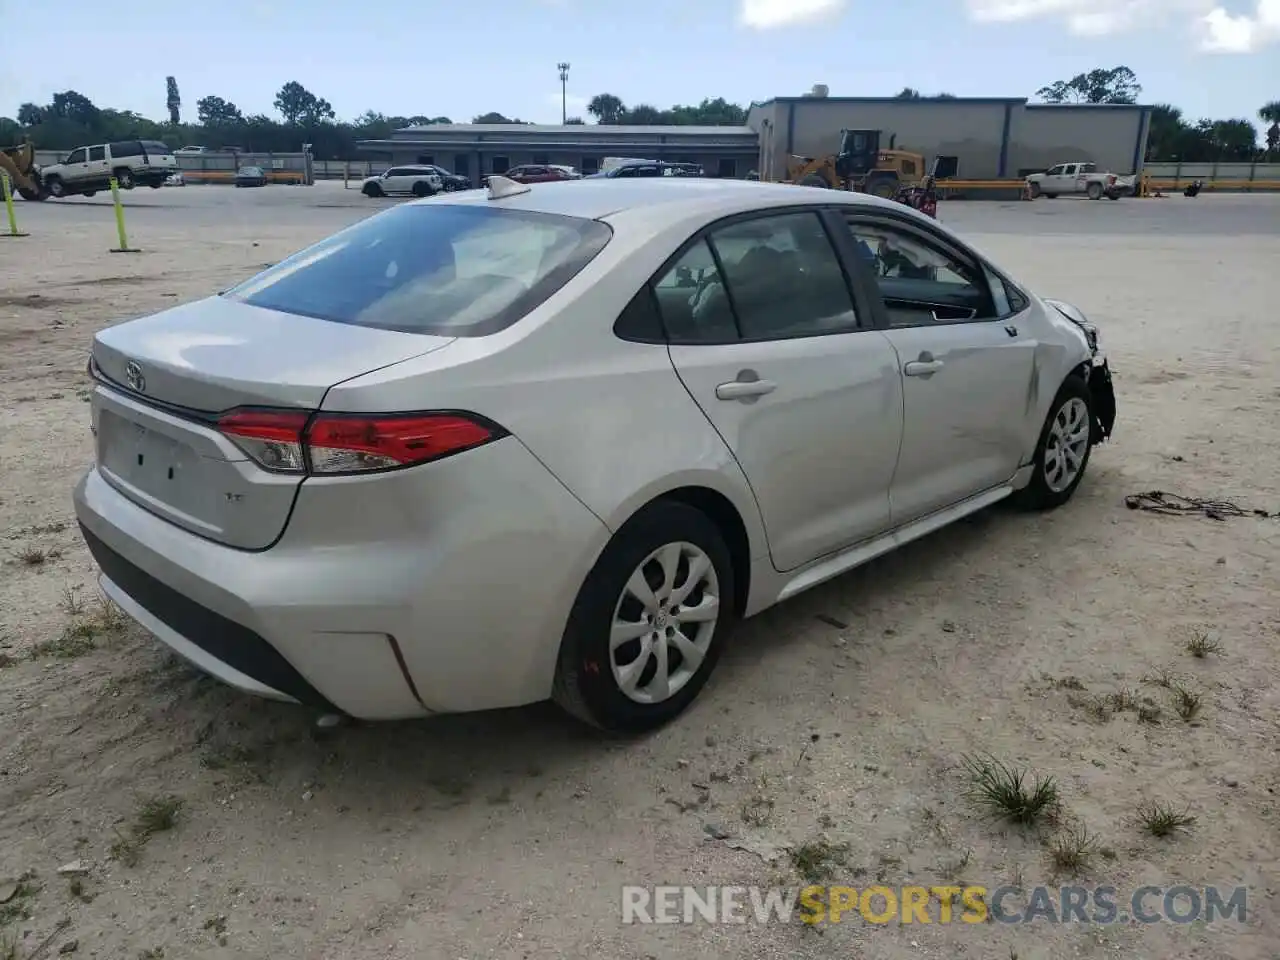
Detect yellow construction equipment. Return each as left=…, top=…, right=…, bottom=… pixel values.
left=0, top=142, right=48, bottom=200
left=783, top=129, right=947, bottom=198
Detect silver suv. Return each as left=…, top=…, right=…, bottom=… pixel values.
left=41, top=140, right=179, bottom=198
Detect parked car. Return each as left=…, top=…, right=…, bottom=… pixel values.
left=164, top=172, right=186, bottom=187
left=409, top=164, right=472, bottom=191
left=74, top=178, right=1116, bottom=732
left=1025, top=162, right=1134, bottom=200
left=360, top=165, right=443, bottom=198
left=40, top=140, right=179, bottom=198
left=494, top=164, right=582, bottom=184
left=584, top=160, right=702, bottom=179
left=234, top=165, right=268, bottom=188
left=175, top=146, right=210, bottom=155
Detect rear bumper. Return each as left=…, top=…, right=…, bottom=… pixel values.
left=72, top=437, right=610, bottom=720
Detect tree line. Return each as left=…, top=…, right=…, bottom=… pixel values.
left=2, top=71, right=1277, bottom=163
left=1034, top=65, right=1279, bottom=163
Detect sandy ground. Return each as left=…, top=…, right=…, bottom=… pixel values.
left=1, top=184, right=1278, bottom=960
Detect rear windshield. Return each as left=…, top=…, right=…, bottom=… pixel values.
left=141, top=141, right=172, bottom=154
left=223, top=203, right=613, bottom=336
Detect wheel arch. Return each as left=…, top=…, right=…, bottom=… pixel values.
left=648, top=486, right=752, bottom=617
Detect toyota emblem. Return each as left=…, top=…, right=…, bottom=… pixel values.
left=125, top=360, right=146, bottom=393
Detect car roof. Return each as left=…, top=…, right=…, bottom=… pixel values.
left=416, top=177, right=911, bottom=224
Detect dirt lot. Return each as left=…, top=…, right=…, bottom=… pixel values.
left=1, top=185, right=1278, bottom=960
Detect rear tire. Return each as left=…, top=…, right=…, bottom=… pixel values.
left=1086, top=182, right=1103, bottom=200
left=552, top=500, right=736, bottom=734
left=1013, top=375, right=1094, bottom=511
left=411, top=180, right=434, bottom=197
left=82, top=190, right=96, bottom=198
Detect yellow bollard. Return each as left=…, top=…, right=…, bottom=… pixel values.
left=1, top=173, right=29, bottom=238
left=344, top=161, right=349, bottom=189
left=108, top=178, right=140, bottom=253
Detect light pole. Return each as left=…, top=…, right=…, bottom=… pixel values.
left=557, top=62, right=570, bottom=124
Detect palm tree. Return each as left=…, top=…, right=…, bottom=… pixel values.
left=587, top=93, right=625, bottom=125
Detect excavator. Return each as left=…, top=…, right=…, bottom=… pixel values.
left=1, top=141, right=48, bottom=200
left=784, top=129, right=955, bottom=199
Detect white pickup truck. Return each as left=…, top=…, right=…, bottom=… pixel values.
left=1026, top=161, right=1135, bottom=200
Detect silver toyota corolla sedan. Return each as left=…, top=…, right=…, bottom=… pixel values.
left=73, top=176, right=1117, bottom=732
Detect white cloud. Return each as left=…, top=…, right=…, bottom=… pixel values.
left=964, top=0, right=1280, bottom=50
left=740, top=0, right=846, bottom=29
left=1200, top=0, right=1280, bottom=51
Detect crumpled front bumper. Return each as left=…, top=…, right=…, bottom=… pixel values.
left=1088, top=359, right=1117, bottom=443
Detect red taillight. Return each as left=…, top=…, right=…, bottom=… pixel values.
left=219, top=409, right=309, bottom=472
left=216, top=409, right=500, bottom=476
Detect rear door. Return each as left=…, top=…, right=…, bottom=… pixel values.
left=660, top=208, right=904, bottom=572
left=837, top=211, right=1037, bottom=525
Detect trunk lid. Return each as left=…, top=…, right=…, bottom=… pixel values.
left=91, top=296, right=453, bottom=549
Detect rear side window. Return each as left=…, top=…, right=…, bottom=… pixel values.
left=88, top=146, right=105, bottom=161
left=109, top=141, right=142, bottom=157
left=708, top=212, right=857, bottom=339
left=223, top=204, right=612, bottom=337
left=141, top=141, right=171, bottom=154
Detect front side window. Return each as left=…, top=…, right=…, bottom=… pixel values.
left=708, top=212, right=857, bottom=339
left=842, top=217, right=995, bottom=326
left=224, top=204, right=612, bottom=337
left=65, top=148, right=86, bottom=164
left=1046, top=165, right=1063, bottom=176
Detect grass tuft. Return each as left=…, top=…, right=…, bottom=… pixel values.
left=1184, top=630, right=1222, bottom=659
left=1046, top=826, right=1097, bottom=876
left=1136, top=800, right=1196, bottom=838
left=961, top=754, right=1059, bottom=827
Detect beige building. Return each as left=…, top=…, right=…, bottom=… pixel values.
left=747, top=94, right=1151, bottom=182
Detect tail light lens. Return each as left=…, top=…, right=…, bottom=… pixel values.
left=217, top=410, right=502, bottom=476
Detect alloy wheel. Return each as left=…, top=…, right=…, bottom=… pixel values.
left=609, top=542, right=721, bottom=705
left=1044, top=397, right=1090, bottom=493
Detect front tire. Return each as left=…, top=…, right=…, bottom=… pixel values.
left=45, top=176, right=65, bottom=198
left=114, top=168, right=135, bottom=190
left=363, top=182, right=383, bottom=198
left=1028, top=183, right=1042, bottom=199
left=1014, top=375, right=1094, bottom=511
left=553, top=500, right=736, bottom=733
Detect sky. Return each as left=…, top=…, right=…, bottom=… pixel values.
left=1, top=0, right=1277, bottom=128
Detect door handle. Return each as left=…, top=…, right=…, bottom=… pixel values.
left=906, top=358, right=947, bottom=378
left=715, top=372, right=776, bottom=401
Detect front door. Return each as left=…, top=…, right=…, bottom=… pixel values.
left=658, top=209, right=903, bottom=571
left=62, top=147, right=91, bottom=185
left=839, top=213, right=1037, bottom=525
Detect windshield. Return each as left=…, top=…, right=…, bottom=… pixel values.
left=240, top=167, right=263, bottom=175
left=223, top=203, right=613, bottom=336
